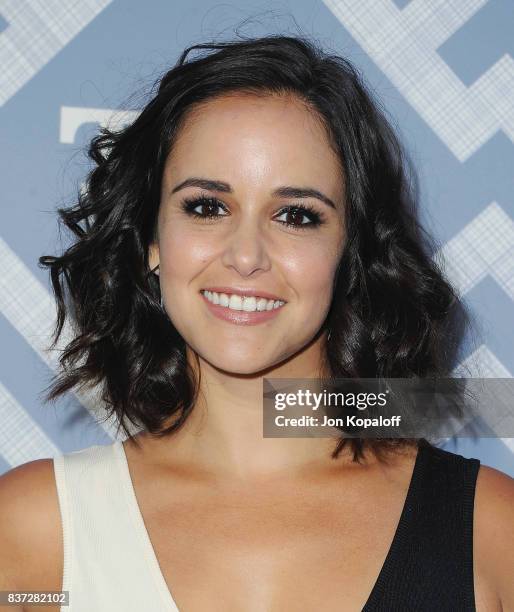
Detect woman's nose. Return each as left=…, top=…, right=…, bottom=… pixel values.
left=220, top=218, right=272, bottom=277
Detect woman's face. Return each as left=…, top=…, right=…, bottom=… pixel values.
left=151, top=93, right=345, bottom=375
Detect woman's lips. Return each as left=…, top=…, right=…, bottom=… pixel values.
left=200, top=292, right=285, bottom=325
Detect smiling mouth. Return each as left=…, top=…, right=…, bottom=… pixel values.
left=200, top=289, right=286, bottom=313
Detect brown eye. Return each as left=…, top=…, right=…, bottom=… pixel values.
left=181, top=196, right=228, bottom=219
left=274, top=204, right=325, bottom=231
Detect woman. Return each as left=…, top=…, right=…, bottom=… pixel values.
left=0, top=34, right=512, bottom=612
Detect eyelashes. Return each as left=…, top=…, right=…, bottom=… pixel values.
left=179, top=195, right=326, bottom=231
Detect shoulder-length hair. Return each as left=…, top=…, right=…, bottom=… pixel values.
left=39, top=34, right=472, bottom=463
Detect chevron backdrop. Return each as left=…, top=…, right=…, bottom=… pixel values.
left=0, top=0, right=513, bottom=476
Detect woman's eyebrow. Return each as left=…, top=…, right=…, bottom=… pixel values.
left=171, top=177, right=336, bottom=209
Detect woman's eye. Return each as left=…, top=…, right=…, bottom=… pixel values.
left=181, top=196, right=228, bottom=219
left=274, top=206, right=324, bottom=230
left=180, top=196, right=325, bottom=231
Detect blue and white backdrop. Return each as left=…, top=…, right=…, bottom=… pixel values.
left=1, top=0, right=513, bottom=476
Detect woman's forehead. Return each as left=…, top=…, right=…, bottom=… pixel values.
left=165, top=94, right=344, bottom=195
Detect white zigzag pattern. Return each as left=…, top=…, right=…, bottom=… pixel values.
left=436, top=202, right=514, bottom=299
left=323, top=0, right=514, bottom=161
left=0, top=236, right=125, bottom=446
left=0, top=380, right=59, bottom=467
left=0, top=0, right=113, bottom=107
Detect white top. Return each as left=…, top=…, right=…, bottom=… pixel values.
left=53, top=441, right=180, bottom=612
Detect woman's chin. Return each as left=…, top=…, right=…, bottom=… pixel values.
left=198, top=352, right=292, bottom=377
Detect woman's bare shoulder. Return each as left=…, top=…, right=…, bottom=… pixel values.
left=0, top=459, right=63, bottom=592
left=473, top=463, right=514, bottom=611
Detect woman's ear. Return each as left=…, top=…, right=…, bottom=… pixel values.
left=148, top=243, right=160, bottom=275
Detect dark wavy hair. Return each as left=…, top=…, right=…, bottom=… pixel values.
left=39, top=34, right=474, bottom=463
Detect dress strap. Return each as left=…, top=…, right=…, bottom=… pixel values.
left=363, top=441, right=480, bottom=611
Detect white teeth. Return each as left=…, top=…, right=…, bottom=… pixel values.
left=256, top=297, right=268, bottom=311
left=242, top=296, right=256, bottom=312
left=229, top=294, right=243, bottom=310
left=202, top=291, right=285, bottom=312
